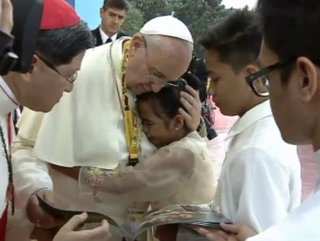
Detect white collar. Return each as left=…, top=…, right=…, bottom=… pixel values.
left=227, top=100, right=272, bottom=139
left=99, top=27, right=118, bottom=43
left=0, top=76, right=18, bottom=115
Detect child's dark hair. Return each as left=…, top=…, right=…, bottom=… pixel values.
left=136, top=73, right=200, bottom=119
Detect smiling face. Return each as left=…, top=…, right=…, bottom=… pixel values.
left=137, top=100, right=184, bottom=148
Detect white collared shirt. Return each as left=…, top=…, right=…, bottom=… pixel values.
left=0, top=76, right=18, bottom=216
left=99, top=27, right=117, bottom=44
left=247, top=150, right=320, bottom=241
left=215, top=100, right=301, bottom=232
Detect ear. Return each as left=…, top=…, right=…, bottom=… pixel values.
left=244, top=64, right=260, bottom=76
left=242, top=64, right=261, bottom=92
left=170, top=114, right=185, bottom=130
left=28, top=54, right=41, bottom=73
left=128, top=34, right=145, bottom=57
left=296, top=57, right=318, bottom=102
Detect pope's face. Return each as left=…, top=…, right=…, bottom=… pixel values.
left=125, top=36, right=192, bottom=95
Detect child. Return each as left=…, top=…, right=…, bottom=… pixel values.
left=79, top=77, right=217, bottom=216
left=78, top=77, right=217, bottom=241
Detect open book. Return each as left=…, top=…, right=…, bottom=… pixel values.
left=37, top=195, right=230, bottom=241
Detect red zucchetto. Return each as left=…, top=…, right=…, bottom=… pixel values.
left=40, top=0, right=81, bottom=30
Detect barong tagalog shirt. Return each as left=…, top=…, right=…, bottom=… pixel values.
left=79, top=131, right=218, bottom=209
left=247, top=150, right=320, bottom=241
left=215, top=100, right=301, bottom=232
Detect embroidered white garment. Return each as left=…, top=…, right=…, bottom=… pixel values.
left=248, top=150, right=320, bottom=241
left=214, top=100, right=301, bottom=232
left=79, top=131, right=217, bottom=209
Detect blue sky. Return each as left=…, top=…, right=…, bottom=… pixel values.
left=75, top=0, right=102, bottom=29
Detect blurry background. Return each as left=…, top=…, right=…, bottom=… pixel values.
left=67, top=0, right=257, bottom=56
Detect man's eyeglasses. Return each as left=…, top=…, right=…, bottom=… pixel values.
left=165, top=78, right=187, bottom=90
left=142, top=36, right=168, bottom=86
left=246, top=59, right=294, bottom=97
left=36, top=54, right=78, bottom=83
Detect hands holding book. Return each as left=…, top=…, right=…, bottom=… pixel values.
left=28, top=191, right=112, bottom=241
left=195, top=223, right=257, bottom=241
left=53, top=213, right=112, bottom=241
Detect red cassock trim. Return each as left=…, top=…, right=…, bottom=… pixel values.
left=0, top=206, right=8, bottom=241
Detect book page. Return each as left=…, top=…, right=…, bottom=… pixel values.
left=126, top=204, right=230, bottom=241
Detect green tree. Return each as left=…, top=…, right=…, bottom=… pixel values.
left=124, top=0, right=234, bottom=56
left=122, top=6, right=144, bottom=35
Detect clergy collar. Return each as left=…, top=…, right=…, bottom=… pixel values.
left=0, top=76, right=18, bottom=115
left=99, top=26, right=117, bottom=43
left=227, top=100, right=272, bottom=139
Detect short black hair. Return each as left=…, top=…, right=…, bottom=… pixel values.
left=103, top=0, right=129, bottom=11
left=36, top=21, right=95, bottom=67
left=137, top=76, right=200, bottom=120
left=258, top=0, right=320, bottom=84
left=199, top=9, right=261, bottom=73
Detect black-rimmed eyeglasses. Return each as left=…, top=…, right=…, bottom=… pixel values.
left=36, top=54, right=78, bottom=83
left=246, top=59, right=294, bottom=97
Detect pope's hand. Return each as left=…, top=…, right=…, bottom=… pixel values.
left=53, top=213, right=112, bottom=241
left=27, top=189, right=65, bottom=229
left=179, top=85, right=202, bottom=131
left=0, top=0, right=13, bottom=34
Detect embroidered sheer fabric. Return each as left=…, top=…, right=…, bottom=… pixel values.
left=79, top=131, right=217, bottom=209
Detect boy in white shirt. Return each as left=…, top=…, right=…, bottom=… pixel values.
left=198, top=1, right=320, bottom=241
left=197, top=8, right=301, bottom=233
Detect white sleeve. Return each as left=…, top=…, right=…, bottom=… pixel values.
left=228, top=147, right=293, bottom=232
left=12, top=109, right=53, bottom=208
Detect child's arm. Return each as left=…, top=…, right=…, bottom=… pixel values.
left=79, top=147, right=195, bottom=201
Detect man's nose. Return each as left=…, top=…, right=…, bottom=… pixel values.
left=151, top=82, right=164, bottom=93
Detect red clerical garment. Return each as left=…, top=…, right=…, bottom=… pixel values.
left=0, top=206, right=8, bottom=241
